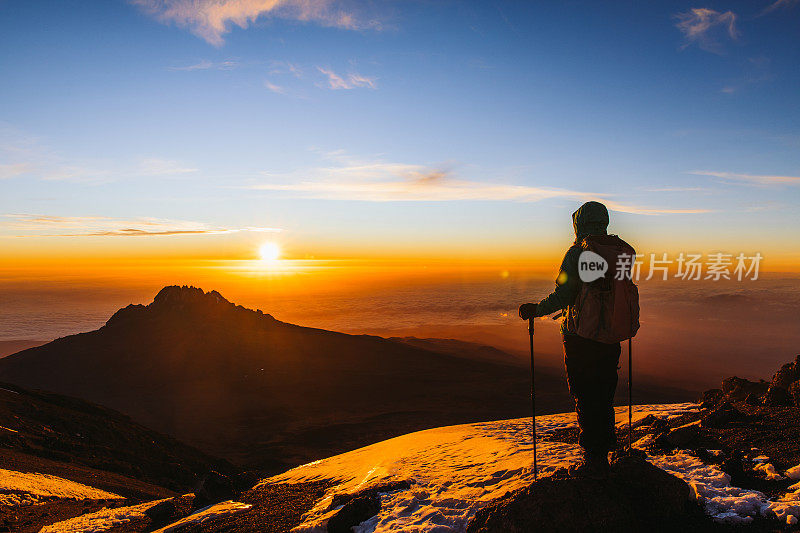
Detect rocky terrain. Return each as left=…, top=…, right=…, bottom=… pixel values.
left=2, top=354, right=800, bottom=531
left=0, top=382, right=237, bottom=532
left=468, top=354, right=800, bottom=532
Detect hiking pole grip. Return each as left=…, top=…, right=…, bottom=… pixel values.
left=529, top=318, right=537, bottom=479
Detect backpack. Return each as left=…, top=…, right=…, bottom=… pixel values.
left=566, top=234, right=640, bottom=343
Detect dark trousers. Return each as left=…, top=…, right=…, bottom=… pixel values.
left=563, top=334, right=621, bottom=456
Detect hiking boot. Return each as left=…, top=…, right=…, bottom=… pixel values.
left=569, top=453, right=610, bottom=480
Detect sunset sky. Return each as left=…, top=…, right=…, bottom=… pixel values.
left=1, top=0, right=799, bottom=271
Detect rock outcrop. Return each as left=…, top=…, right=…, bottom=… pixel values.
left=466, top=455, right=705, bottom=533
left=699, top=354, right=800, bottom=408
left=763, top=355, right=800, bottom=406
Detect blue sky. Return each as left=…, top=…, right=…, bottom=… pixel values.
left=1, top=0, right=798, bottom=264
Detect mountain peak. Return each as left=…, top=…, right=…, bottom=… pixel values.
left=152, top=285, right=231, bottom=307
left=104, top=286, right=241, bottom=328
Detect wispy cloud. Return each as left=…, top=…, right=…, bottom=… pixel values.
left=317, top=67, right=376, bottom=90
left=249, top=153, right=709, bottom=214
left=264, top=80, right=288, bottom=94
left=645, top=186, right=709, bottom=192
left=264, top=62, right=374, bottom=94
left=269, top=60, right=303, bottom=78
left=690, top=170, right=800, bottom=186
left=168, top=59, right=239, bottom=71
left=131, top=0, right=377, bottom=46
left=675, top=8, right=738, bottom=53
left=1, top=126, right=200, bottom=182
left=0, top=214, right=280, bottom=237
left=760, top=0, right=799, bottom=15
left=599, top=201, right=710, bottom=216
left=0, top=163, right=32, bottom=179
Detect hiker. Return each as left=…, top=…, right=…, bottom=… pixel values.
left=519, top=201, right=639, bottom=479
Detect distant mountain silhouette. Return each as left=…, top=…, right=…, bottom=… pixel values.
left=388, top=337, right=523, bottom=366
left=0, top=286, right=551, bottom=471
left=0, top=340, right=47, bottom=358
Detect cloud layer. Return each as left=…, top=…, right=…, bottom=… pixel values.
left=0, top=126, right=199, bottom=183
left=0, top=214, right=280, bottom=237
left=132, top=0, right=374, bottom=46
left=690, top=170, right=800, bottom=186
left=251, top=153, right=709, bottom=214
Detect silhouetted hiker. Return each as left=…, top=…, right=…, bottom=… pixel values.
left=520, top=201, right=639, bottom=479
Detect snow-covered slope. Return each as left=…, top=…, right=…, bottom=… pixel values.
left=38, top=499, right=170, bottom=533
left=39, top=498, right=253, bottom=533
left=0, top=468, right=123, bottom=506
left=266, top=404, right=694, bottom=532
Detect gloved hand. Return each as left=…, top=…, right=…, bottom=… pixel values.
left=518, top=303, right=537, bottom=320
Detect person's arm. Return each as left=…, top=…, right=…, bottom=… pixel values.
left=535, top=246, right=581, bottom=316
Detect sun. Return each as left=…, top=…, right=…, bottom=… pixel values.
left=258, top=242, right=281, bottom=262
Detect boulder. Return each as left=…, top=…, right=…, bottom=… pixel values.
left=655, top=422, right=700, bottom=448
left=770, top=357, right=800, bottom=391
left=721, top=377, right=768, bottom=403
left=761, top=356, right=800, bottom=406
left=745, top=392, right=762, bottom=405
left=763, top=385, right=792, bottom=406
left=698, top=389, right=722, bottom=409
left=193, top=471, right=237, bottom=508
left=764, top=355, right=800, bottom=405
left=701, top=402, right=744, bottom=428
left=466, top=454, right=700, bottom=532
left=789, top=380, right=800, bottom=407
left=327, top=492, right=381, bottom=533
left=635, top=413, right=660, bottom=428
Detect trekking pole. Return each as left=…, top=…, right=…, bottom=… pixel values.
left=528, top=318, right=537, bottom=480
left=628, top=338, right=633, bottom=453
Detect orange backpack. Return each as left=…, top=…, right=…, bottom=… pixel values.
left=567, top=234, right=640, bottom=343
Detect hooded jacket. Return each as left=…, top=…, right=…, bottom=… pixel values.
left=535, top=201, right=609, bottom=335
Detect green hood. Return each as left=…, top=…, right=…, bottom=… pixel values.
left=572, top=201, right=609, bottom=242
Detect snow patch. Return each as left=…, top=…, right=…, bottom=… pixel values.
left=0, top=468, right=122, bottom=506
left=648, top=451, right=765, bottom=524
left=268, top=403, right=696, bottom=532
left=650, top=450, right=800, bottom=525
left=764, top=487, right=800, bottom=525
left=153, top=500, right=252, bottom=532
left=786, top=463, right=800, bottom=481
left=632, top=434, right=655, bottom=449
left=269, top=417, right=580, bottom=532
left=262, top=402, right=800, bottom=530
left=753, top=462, right=785, bottom=480
left=40, top=498, right=170, bottom=533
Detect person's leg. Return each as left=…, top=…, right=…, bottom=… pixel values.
left=564, top=334, right=593, bottom=450
left=597, top=340, right=621, bottom=453
left=564, top=335, right=621, bottom=470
